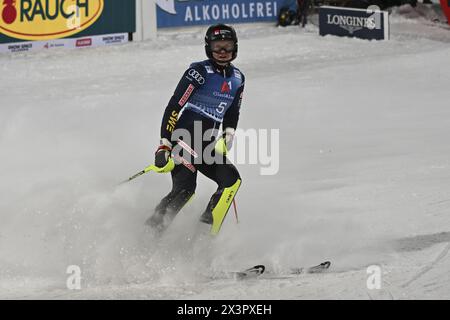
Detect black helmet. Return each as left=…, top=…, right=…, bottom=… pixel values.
left=205, top=24, right=238, bottom=63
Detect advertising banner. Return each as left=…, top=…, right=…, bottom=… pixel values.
left=319, top=6, right=389, bottom=41
left=156, top=0, right=285, bottom=28
left=0, top=0, right=104, bottom=41
left=441, top=0, right=450, bottom=25
left=0, top=0, right=135, bottom=44
left=0, top=32, right=128, bottom=53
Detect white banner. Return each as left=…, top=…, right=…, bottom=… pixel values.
left=0, top=33, right=129, bottom=54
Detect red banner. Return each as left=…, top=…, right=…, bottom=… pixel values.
left=441, top=0, right=450, bottom=25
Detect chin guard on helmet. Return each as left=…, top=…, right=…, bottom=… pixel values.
left=205, top=24, right=238, bottom=63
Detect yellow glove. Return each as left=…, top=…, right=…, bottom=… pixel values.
left=215, top=128, right=235, bottom=156
left=153, top=138, right=175, bottom=173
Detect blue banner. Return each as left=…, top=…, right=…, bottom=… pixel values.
left=319, top=6, right=390, bottom=41
left=156, top=0, right=289, bottom=28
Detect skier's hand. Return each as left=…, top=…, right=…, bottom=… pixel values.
left=155, top=138, right=172, bottom=168
left=215, top=128, right=235, bottom=156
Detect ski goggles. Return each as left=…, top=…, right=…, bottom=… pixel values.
left=210, top=40, right=235, bottom=53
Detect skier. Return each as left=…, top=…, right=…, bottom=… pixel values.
left=294, top=0, right=310, bottom=28
left=146, top=24, right=245, bottom=236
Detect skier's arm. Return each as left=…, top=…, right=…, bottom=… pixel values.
left=160, top=64, right=206, bottom=140
left=222, top=75, right=245, bottom=131
left=216, top=75, right=245, bottom=155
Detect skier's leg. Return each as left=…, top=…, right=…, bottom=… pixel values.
left=146, top=164, right=197, bottom=232
left=198, top=162, right=241, bottom=234
left=301, top=0, right=310, bottom=28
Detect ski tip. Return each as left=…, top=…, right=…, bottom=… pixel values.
left=305, top=261, right=332, bottom=274
left=234, top=265, right=266, bottom=280
left=248, top=265, right=265, bottom=274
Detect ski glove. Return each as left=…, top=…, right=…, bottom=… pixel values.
left=154, top=138, right=175, bottom=173
left=215, top=128, right=235, bottom=156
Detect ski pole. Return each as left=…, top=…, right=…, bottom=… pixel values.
left=232, top=199, right=239, bottom=223
left=119, top=164, right=158, bottom=185
left=120, top=158, right=175, bottom=185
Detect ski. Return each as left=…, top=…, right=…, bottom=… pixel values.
left=289, top=260, right=331, bottom=274
left=232, top=265, right=266, bottom=280
left=212, top=261, right=331, bottom=281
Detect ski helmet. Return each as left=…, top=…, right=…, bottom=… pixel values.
left=205, top=24, right=238, bottom=63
